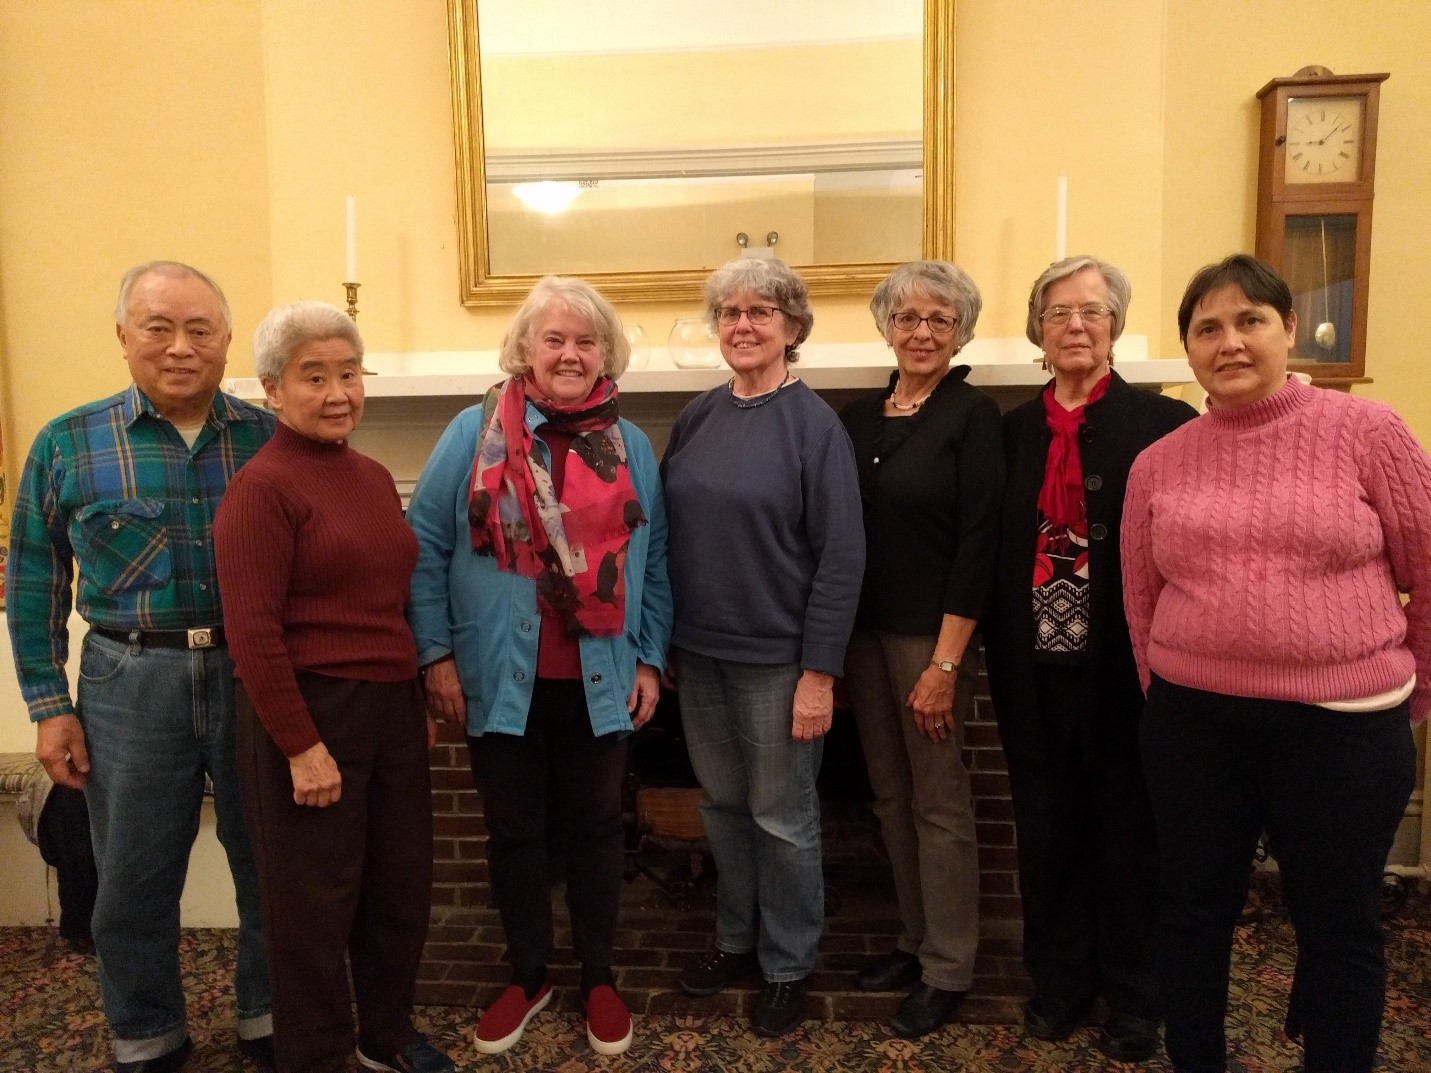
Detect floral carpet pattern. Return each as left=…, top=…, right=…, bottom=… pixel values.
left=2, top=888, right=1426, bottom=1072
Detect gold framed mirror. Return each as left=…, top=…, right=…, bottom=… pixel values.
left=447, top=0, right=955, bottom=306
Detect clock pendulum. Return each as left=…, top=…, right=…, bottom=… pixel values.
left=1314, top=217, right=1337, bottom=352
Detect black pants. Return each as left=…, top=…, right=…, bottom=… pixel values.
left=237, top=675, right=433, bottom=1073
left=468, top=678, right=628, bottom=989
left=1140, top=676, right=1416, bottom=1073
left=1005, top=662, right=1159, bottom=1018
left=37, top=785, right=98, bottom=943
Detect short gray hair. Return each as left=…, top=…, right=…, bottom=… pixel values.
left=253, top=301, right=364, bottom=382
left=115, top=260, right=232, bottom=330
left=703, top=258, right=815, bottom=362
left=870, top=260, right=982, bottom=352
left=1025, top=256, right=1132, bottom=347
left=498, top=276, right=630, bottom=380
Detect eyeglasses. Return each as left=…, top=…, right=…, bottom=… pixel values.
left=891, top=312, right=958, bottom=334
left=1040, top=304, right=1114, bottom=326
left=716, top=305, right=782, bottom=326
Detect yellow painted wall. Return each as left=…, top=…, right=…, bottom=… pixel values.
left=2, top=0, right=1429, bottom=482
left=0, top=0, right=272, bottom=471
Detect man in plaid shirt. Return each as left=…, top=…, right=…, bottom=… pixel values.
left=7, top=262, right=275, bottom=1073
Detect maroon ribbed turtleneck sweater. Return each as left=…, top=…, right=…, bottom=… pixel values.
left=214, top=421, right=419, bottom=756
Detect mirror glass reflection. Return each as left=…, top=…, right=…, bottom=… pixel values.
left=476, top=0, right=924, bottom=276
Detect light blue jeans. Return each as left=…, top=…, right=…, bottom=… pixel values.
left=676, top=650, right=824, bottom=981
left=78, top=632, right=271, bottom=1064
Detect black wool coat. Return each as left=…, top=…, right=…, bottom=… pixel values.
left=982, top=370, right=1196, bottom=764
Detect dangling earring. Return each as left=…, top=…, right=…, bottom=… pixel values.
left=1040, top=351, right=1050, bottom=373
left=1108, top=349, right=1116, bottom=367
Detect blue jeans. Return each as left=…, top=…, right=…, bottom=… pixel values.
left=78, top=632, right=271, bottom=1063
left=676, top=650, right=824, bottom=980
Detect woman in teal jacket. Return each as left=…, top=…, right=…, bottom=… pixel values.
left=406, top=277, right=671, bottom=1060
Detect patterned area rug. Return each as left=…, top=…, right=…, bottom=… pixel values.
left=2, top=886, right=1427, bottom=1072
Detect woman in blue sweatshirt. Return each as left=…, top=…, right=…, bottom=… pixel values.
left=661, top=257, right=864, bottom=1038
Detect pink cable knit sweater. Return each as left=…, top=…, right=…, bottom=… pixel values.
left=1123, top=375, right=1431, bottom=723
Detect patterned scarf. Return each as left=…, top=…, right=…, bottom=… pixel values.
left=468, top=375, right=646, bottom=638
left=1036, top=372, right=1110, bottom=550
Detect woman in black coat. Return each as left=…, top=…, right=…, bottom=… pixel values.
left=982, top=255, right=1195, bottom=1064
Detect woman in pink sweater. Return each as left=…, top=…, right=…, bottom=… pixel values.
left=1122, top=255, right=1431, bottom=1073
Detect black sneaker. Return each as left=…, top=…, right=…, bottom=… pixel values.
left=751, top=978, right=807, bottom=1037
left=678, top=947, right=760, bottom=996
left=1097, top=1012, right=1160, bottom=1063
left=1024, top=994, right=1085, bottom=1041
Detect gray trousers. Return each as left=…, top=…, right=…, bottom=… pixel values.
left=845, top=628, right=980, bottom=991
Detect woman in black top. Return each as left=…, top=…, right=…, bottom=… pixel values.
left=839, top=261, right=1004, bottom=1039
left=982, top=256, right=1195, bottom=1064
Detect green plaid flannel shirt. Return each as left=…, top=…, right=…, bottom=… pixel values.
left=6, top=385, right=274, bottom=721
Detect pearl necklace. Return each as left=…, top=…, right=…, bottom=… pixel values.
left=729, top=373, right=796, bottom=409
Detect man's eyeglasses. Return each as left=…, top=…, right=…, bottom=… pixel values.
left=716, top=305, right=782, bottom=326
left=891, top=312, right=958, bottom=334
left=1040, top=304, right=1114, bottom=326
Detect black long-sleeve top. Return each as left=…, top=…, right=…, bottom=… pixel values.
left=839, top=367, right=1005, bottom=636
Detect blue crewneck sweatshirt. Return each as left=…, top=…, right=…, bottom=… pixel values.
left=660, top=380, right=864, bottom=676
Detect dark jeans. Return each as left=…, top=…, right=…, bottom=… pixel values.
left=1140, top=676, right=1416, bottom=1073
left=1005, top=662, right=1159, bottom=1018
left=467, top=678, right=628, bottom=989
left=237, top=675, right=433, bottom=1073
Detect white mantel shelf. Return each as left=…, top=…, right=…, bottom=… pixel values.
left=224, top=338, right=1194, bottom=401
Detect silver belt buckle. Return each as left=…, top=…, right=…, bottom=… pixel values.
left=187, top=627, right=215, bottom=649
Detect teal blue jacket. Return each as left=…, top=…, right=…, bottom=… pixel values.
left=405, top=399, right=672, bottom=737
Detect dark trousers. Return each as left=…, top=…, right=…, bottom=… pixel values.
left=1140, top=676, right=1416, bottom=1073
left=1005, top=662, right=1159, bottom=1018
left=37, top=785, right=98, bottom=943
left=467, top=678, right=628, bottom=990
left=237, top=675, right=433, bottom=1073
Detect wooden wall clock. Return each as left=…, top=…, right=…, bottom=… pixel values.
left=1255, top=66, right=1388, bottom=384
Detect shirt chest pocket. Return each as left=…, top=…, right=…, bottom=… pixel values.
left=74, top=499, right=174, bottom=594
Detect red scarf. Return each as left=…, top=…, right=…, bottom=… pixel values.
left=1036, top=373, right=1111, bottom=545
left=468, top=375, right=646, bottom=638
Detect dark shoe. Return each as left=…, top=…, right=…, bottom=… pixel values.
left=1023, top=994, right=1086, bottom=1041
left=678, top=947, right=760, bottom=996
left=752, top=978, right=808, bottom=1037
left=856, top=949, right=922, bottom=992
left=356, top=1033, right=456, bottom=1073
left=237, top=1034, right=276, bottom=1070
left=892, top=982, right=967, bottom=1039
left=115, top=1037, right=193, bottom=1073
left=1098, top=1013, right=1160, bottom=1063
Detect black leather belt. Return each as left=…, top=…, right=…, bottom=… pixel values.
left=91, top=625, right=225, bottom=650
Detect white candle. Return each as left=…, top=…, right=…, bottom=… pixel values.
left=1055, top=176, right=1067, bottom=261
left=345, top=196, right=358, bottom=282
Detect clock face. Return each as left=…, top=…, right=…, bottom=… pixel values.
left=1284, top=95, right=1364, bottom=184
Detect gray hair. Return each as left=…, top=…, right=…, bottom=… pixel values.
left=1025, top=256, right=1132, bottom=347
left=870, top=260, right=982, bottom=352
left=252, top=301, right=364, bottom=382
left=703, top=258, right=815, bottom=362
left=115, top=260, right=232, bottom=330
left=498, top=276, right=630, bottom=380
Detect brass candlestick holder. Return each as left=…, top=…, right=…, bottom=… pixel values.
left=343, top=282, right=360, bottom=321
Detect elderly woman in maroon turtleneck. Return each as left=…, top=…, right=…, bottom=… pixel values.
left=215, top=301, right=452, bottom=1073
left=983, top=256, right=1194, bottom=1064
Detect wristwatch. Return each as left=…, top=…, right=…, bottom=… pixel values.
left=930, top=659, right=959, bottom=674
